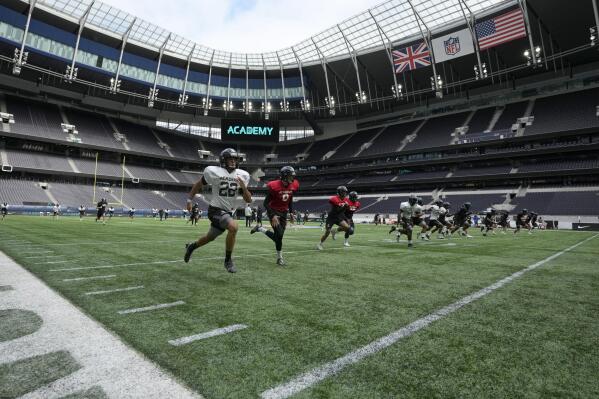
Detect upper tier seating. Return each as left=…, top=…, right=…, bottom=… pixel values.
left=360, top=122, right=420, bottom=157
left=403, top=112, right=470, bottom=151
left=111, top=119, right=168, bottom=156
left=330, top=128, right=381, bottom=160
left=466, top=107, right=496, bottom=134
left=304, top=136, right=348, bottom=162
left=5, top=96, right=65, bottom=141
left=65, top=110, right=123, bottom=150
left=525, top=88, right=599, bottom=135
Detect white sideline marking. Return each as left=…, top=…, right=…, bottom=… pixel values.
left=168, top=324, right=248, bottom=346
left=63, top=275, right=116, bottom=282
left=84, top=285, right=145, bottom=296
left=21, top=250, right=54, bottom=255
left=260, top=234, right=598, bottom=399
left=118, top=300, right=185, bottom=315
left=0, top=252, right=202, bottom=399
left=35, top=260, right=70, bottom=265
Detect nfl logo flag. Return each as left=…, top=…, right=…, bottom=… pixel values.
left=392, top=42, right=431, bottom=73
left=475, top=9, right=527, bottom=50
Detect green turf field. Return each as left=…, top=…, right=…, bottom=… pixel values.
left=1, top=215, right=598, bottom=398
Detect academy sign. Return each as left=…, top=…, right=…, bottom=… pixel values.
left=221, top=119, right=279, bottom=143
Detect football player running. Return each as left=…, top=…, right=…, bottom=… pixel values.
left=338, top=191, right=361, bottom=247
left=514, top=209, right=529, bottom=235
left=413, top=197, right=429, bottom=241
left=251, top=166, right=299, bottom=266
left=1, top=202, right=8, bottom=221
left=425, top=200, right=444, bottom=240
left=184, top=148, right=252, bottom=273
left=95, top=198, right=107, bottom=224
left=395, top=194, right=419, bottom=247
left=497, top=210, right=510, bottom=233
left=317, top=186, right=353, bottom=250
left=481, top=208, right=497, bottom=236
left=528, top=211, right=539, bottom=234
left=450, top=202, right=473, bottom=238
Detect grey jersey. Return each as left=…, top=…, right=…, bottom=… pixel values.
left=429, top=205, right=441, bottom=220
left=201, top=165, right=251, bottom=211
left=400, top=201, right=416, bottom=220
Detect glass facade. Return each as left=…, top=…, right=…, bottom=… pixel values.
left=0, top=20, right=305, bottom=101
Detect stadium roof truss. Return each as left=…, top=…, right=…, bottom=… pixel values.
left=30, top=0, right=517, bottom=71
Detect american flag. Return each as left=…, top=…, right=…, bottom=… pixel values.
left=475, top=9, right=527, bottom=50
left=392, top=42, right=431, bottom=73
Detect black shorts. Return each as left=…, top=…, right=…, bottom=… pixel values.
left=79, top=211, right=84, bottom=216
left=326, top=214, right=347, bottom=229
left=207, top=206, right=234, bottom=232
left=1, top=210, right=7, bottom=216
left=455, top=218, right=469, bottom=227
left=428, top=219, right=443, bottom=229
left=412, top=217, right=424, bottom=226
left=267, top=210, right=288, bottom=229
left=484, top=219, right=494, bottom=228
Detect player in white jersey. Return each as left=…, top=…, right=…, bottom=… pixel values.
left=425, top=200, right=444, bottom=240
left=184, top=148, right=252, bottom=273
left=392, top=194, right=418, bottom=247
left=413, top=198, right=429, bottom=241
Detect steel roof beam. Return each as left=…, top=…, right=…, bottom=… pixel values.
left=337, top=24, right=363, bottom=101
left=13, top=0, right=36, bottom=76
left=111, top=17, right=135, bottom=93
left=67, top=0, right=95, bottom=81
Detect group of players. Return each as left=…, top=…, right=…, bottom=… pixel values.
left=386, top=197, right=541, bottom=247
left=181, top=148, right=545, bottom=274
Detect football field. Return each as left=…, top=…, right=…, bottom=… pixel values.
left=1, top=215, right=598, bottom=398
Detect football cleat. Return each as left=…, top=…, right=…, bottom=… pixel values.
left=276, top=258, right=286, bottom=266
left=184, top=242, right=197, bottom=263
left=388, top=226, right=397, bottom=234
left=466, top=234, right=473, bottom=238
left=316, top=243, right=324, bottom=251
left=250, top=224, right=261, bottom=234
left=224, top=259, right=237, bottom=273
left=343, top=242, right=350, bottom=247
left=408, top=243, right=414, bottom=248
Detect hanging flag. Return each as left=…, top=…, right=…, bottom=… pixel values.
left=475, top=9, right=527, bottom=50
left=431, top=28, right=475, bottom=63
left=392, top=42, right=431, bottom=73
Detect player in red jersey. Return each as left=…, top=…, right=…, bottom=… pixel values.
left=317, top=186, right=353, bottom=250
left=338, top=191, right=361, bottom=247
left=251, top=166, right=299, bottom=266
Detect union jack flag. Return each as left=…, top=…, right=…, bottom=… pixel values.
left=392, top=42, right=431, bottom=73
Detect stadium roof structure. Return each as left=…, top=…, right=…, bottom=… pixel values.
left=31, top=0, right=516, bottom=70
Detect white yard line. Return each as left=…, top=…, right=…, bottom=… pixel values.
left=84, top=286, right=145, bottom=296
left=168, top=324, right=249, bottom=346
left=260, top=234, right=598, bottom=399
left=24, top=254, right=63, bottom=259
left=46, top=245, right=388, bottom=272
left=63, top=275, right=116, bottom=282
left=35, top=260, right=70, bottom=265
left=117, top=301, right=185, bottom=315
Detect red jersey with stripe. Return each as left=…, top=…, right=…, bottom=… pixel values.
left=328, top=195, right=348, bottom=216
left=266, top=179, right=299, bottom=212
left=344, top=199, right=361, bottom=219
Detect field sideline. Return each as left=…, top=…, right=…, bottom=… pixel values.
left=1, top=215, right=598, bottom=398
